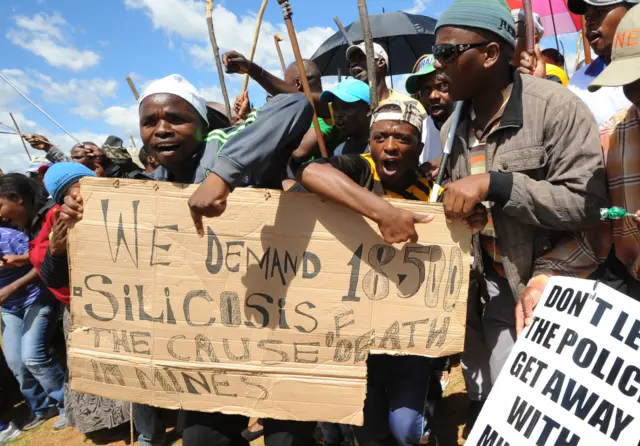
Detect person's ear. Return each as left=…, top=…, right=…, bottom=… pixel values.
left=484, top=42, right=501, bottom=69
left=295, top=78, right=302, bottom=91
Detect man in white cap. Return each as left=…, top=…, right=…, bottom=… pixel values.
left=346, top=42, right=426, bottom=113
left=59, top=74, right=318, bottom=446
left=567, top=0, right=638, bottom=123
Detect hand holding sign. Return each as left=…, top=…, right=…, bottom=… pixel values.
left=443, top=173, right=491, bottom=220
left=516, top=274, right=550, bottom=337
left=470, top=277, right=640, bottom=445
left=60, top=188, right=84, bottom=225
left=187, top=172, right=230, bottom=238
left=376, top=207, right=434, bottom=244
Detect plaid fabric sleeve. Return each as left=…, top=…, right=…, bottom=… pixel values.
left=531, top=111, right=627, bottom=280
left=533, top=232, right=604, bottom=279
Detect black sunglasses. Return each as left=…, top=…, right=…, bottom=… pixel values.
left=432, top=42, right=490, bottom=64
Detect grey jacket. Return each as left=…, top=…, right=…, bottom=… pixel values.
left=442, top=72, right=608, bottom=299
left=151, top=94, right=313, bottom=189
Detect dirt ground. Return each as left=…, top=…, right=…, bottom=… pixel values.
left=4, top=365, right=469, bottom=446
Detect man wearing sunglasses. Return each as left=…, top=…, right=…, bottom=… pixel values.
left=430, top=0, right=608, bottom=435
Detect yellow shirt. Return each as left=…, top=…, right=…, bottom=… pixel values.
left=382, top=89, right=427, bottom=114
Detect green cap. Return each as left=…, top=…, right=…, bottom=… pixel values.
left=436, top=0, right=516, bottom=49
left=405, top=54, right=436, bottom=94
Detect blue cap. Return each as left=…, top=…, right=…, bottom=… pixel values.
left=320, top=78, right=370, bottom=104
left=44, top=162, right=96, bottom=205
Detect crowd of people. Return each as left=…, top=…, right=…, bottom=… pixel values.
left=0, top=0, right=639, bottom=444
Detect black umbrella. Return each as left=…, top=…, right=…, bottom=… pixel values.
left=311, top=11, right=437, bottom=78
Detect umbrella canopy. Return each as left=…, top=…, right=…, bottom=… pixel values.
left=311, top=11, right=437, bottom=77
left=507, top=0, right=582, bottom=36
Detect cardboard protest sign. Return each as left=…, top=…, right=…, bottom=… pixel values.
left=467, top=277, right=640, bottom=446
left=68, top=178, right=470, bottom=424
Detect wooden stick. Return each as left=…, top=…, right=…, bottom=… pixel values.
left=126, top=76, right=140, bottom=101
left=581, top=17, right=592, bottom=65
left=357, top=0, right=378, bottom=111
left=274, top=34, right=287, bottom=72
left=0, top=121, right=57, bottom=148
left=243, top=0, right=270, bottom=92
left=9, top=113, right=32, bottom=161
left=277, top=0, right=328, bottom=158
left=130, top=402, right=135, bottom=445
left=0, top=121, right=18, bottom=132
left=0, top=73, right=81, bottom=144
left=523, top=0, right=535, bottom=54
left=333, top=16, right=353, bottom=45
left=206, top=0, right=233, bottom=122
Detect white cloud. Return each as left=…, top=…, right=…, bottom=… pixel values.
left=0, top=69, right=32, bottom=108
left=125, top=0, right=333, bottom=74
left=36, top=74, right=118, bottom=119
left=103, top=105, right=140, bottom=138
left=404, top=0, right=433, bottom=15
left=6, top=13, right=101, bottom=71
left=36, top=74, right=118, bottom=117
left=199, top=85, right=224, bottom=103
left=0, top=111, right=39, bottom=173
left=124, top=0, right=206, bottom=41
left=2, top=70, right=118, bottom=121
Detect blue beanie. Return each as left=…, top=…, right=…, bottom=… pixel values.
left=436, top=0, right=517, bottom=49
left=44, top=162, right=96, bottom=205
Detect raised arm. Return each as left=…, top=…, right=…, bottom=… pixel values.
left=297, top=159, right=433, bottom=244
left=223, top=51, right=331, bottom=119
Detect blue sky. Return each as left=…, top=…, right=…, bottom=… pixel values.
left=0, top=0, right=580, bottom=172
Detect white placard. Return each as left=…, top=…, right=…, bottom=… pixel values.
left=467, top=277, right=640, bottom=446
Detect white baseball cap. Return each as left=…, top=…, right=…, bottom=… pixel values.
left=346, top=42, right=389, bottom=68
